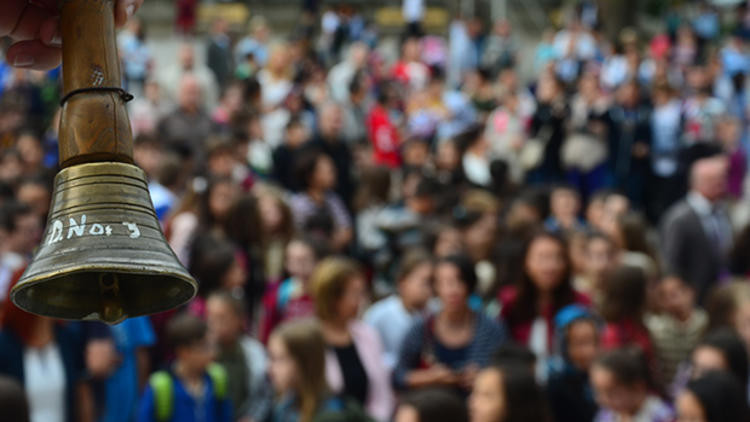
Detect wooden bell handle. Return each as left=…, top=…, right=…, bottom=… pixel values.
left=58, top=0, right=134, bottom=168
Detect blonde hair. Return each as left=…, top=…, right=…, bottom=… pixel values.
left=271, top=319, right=328, bottom=422
left=310, top=257, right=362, bottom=321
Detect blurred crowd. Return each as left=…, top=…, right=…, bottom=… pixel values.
left=5, top=0, right=750, bottom=421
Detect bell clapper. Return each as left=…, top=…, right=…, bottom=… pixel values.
left=99, top=273, right=126, bottom=324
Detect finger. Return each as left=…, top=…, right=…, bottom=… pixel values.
left=9, top=3, right=55, bottom=41
left=38, top=16, right=61, bottom=47
left=0, top=0, right=28, bottom=37
left=6, top=39, right=62, bottom=70
left=114, top=0, right=143, bottom=28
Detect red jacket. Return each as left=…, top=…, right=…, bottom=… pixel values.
left=499, top=285, right=591, bottom=351
left=367, top=104, right=401, bottom=168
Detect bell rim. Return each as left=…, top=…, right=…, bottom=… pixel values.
left=10, top=264, right=198, bottom=321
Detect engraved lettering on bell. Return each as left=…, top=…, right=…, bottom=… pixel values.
left=48, top=220, right=64, bottom=245
left=45, top=215, right=140, bottom=243
left=122, top=222, right=141, bottom=239
left=68, top=215, right=87, bottom=239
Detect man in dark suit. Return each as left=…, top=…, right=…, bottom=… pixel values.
left=660, top=154, right=733, bottom=302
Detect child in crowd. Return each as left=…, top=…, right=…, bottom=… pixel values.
left=395, top=255, right=507, bottom=394
left=469, top=364, right=551, bottom=422
left=544, top=185, right=586, bottom=233
left=576, top=232, right=619, bottom=299
left=646, top=275, right=708, bottom=387
left=598, top=266, right=654, bottom=367
left=591, top=348, right=674, bottom=422
left=137, top=314, right=232, bottom=422
left=500, top=230, right=590, bottom=381
left=394, top=389, right=468, bottom=422
left=188, top=234, right=248, bottom=317
left=267, top=319, right=371, bottom=422
left=364, top=249, right=434, bottom=369
left=677, top=371, right=750, bottom=422
left=261, top=237, right=320, bottom=342
left=206, top=292, right=272, bottom=422
left=547, top=305, right=600, bottom=422
left=687, top=328, right=749, bottom=400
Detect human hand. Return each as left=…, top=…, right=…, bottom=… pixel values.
left=460, top=364, right=479, bottom=389
left=2, top=0, right=143, bottom=70
left=430, top=364, right=460, bottom=385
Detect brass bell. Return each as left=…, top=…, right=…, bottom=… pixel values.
left=9, top=0, right=197, bottom=324
left=11, top=163, right=196, bottom=324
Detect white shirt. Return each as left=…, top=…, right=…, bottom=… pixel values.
left=529, top=317, right=549, bottom=382
left=402, top=0, right=425, bottom=23
left=24, top=343, right=66, bottom=422
left=364, top=295, right=422, bottom=369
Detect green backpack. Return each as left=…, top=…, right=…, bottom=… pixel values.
left=149, top=363, right=228, bottom=422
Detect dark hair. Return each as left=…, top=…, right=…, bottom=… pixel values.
left=493, top=342, right=537, bottom=369
left=189, top=234, right=239, bottom=297
left=730, top=224, right=750, bottom=276
left=354, top=166, right=391, bottom=211
left=396, top=249, right=433, bottom=284
left=400, top=389, right=468, bottom=422
left=508, top=230, right=576, bottom=324
left=436, top=254, right=477, bottom=293
left=454, top=124, right=485, bottom=152
left=293, top=147, right=329, bottom=192
left=0, top=201, right=32, bottom=232
left=198, top=176, right=235, bottom=228
left=686, top=371, right=750, bottom=422
left=594, top=347, right=652, bottom=388
left=616, top=212, right=653, bottom=257
left=697, top=328, right=749, bottom=392
left=412, top=175, right=440, bottom=199
left=167, top=313, right=208, bottom=350
left=492, top=365, right=551, bottom=422
left=0, top=376, right=29, bottom=422
left=599, top=265, right=647, bottom=322
left=224, top=194, right=263, bottom=250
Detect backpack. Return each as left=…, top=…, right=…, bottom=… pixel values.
left=313, top=396, right=374, bottom=422
left=149, top=363, right=228, bottom=422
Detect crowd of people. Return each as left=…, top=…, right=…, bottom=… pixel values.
left=5, top=0, right=750, bottom=421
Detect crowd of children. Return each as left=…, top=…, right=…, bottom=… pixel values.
left=4, top=0, right=750, bottom=421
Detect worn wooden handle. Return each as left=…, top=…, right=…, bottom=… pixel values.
left=58, top=0, right=134, bottom=168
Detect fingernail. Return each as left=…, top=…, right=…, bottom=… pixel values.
left=126, top=4, right=135, bottom=18
left=13, top=54, right=34, bottom=68
left=50, top=33, right=62, bottom=47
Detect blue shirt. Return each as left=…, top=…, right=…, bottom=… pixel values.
left=102, top=317, right=156, bottom=422
left=137, top=371, right=232, bottom=422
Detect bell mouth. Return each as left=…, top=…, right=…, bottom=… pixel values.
left=11, top=269, right=196, bottom=324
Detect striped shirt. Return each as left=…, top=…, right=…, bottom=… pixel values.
left=392, top=312, right=507, bottom=390
left=645, top=309, right=708, bottom=385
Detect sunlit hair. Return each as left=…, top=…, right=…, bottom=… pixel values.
left=271, top=319, right=329, bottom=422
left=310, top=257, right=362, bottom=321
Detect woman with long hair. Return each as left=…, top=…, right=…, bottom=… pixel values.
left=311, top=257, right=394, bottom=421
left=166, top=176, right=240, bottom=265
left=393, top=255, right=507, bottom=394
left=499, top=230, right=589, bottom=380
left=268, top=319, right=370, bottom=422
left=469, top=364, right=551, bottom=422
